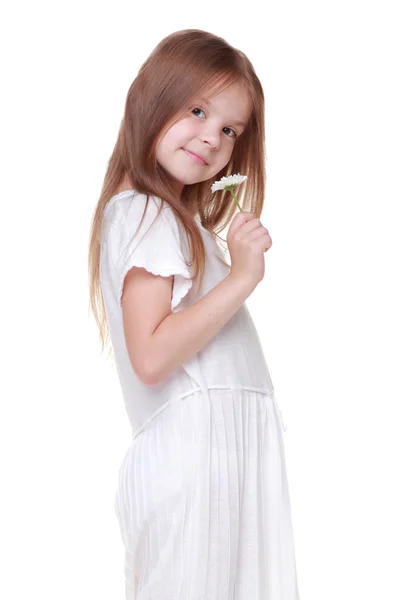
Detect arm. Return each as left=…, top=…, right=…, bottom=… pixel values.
left=148, top=273, right=254, bottom=384
left=121, top=267, right=254, bottom=385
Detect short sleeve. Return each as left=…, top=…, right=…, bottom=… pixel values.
left=105, top=192, right=193, bottom=312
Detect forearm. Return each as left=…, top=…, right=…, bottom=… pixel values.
left=145, top=274, right=254, bottom=384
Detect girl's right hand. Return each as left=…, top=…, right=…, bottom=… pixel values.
left=227, top=212, right=272, bottom=288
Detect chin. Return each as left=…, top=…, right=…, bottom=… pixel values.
left=178, top=174, right=205, bottom=185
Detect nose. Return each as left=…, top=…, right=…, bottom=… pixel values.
left=199, top=126, right=220, bottom=150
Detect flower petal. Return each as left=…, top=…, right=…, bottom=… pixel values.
left=211, top=173, right=248, bottom=192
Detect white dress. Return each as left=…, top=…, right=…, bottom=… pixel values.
left=100, top=189, right=300, bottom=600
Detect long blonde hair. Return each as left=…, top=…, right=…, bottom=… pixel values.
left=88, top=28, right=267, bottom=361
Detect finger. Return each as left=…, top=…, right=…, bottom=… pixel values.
left=229, top=212, right=256, bottom=236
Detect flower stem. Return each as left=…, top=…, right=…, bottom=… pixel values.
left=230, top=189, right=243, bottom=212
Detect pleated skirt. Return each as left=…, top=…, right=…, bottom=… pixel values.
left=114, top=386, right=300, bottom=599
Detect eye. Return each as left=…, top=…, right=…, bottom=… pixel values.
left=192, top=107, right=205, bottom=118
left=191, top=107, right=237, bottom=139
left=222, top=126, right=237, bottom=139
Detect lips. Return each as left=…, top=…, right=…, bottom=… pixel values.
left=183, top=148, right=208, bottom=165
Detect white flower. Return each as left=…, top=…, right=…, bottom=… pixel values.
left=211, top=173, right=248, bottom=193
left=211, top=173, right=247, bottom=212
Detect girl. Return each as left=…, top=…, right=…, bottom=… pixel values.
left=88, top=28, right=300, bottom=600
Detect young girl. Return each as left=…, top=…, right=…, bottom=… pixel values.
left=88, top=28, right=300, bottom=600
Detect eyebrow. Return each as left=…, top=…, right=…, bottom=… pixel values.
left=199, top=97, right=247, bottom=128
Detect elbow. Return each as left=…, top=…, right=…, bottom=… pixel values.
left=142, top=353, right=161, bottom=385
left=130, top=353, right=160, bottom=386
left=141, top=358, right=168, bottom=386
left=141, top=364, right=160, bottom=386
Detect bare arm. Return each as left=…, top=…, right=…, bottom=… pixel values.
left=121, top=268, right=254, bottom=385
left=121, top=210, right=271, bottom=385
left=147, top=274, right=254, bottom=384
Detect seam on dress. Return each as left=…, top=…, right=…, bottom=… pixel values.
left=131, top=384, right=278, bottom=442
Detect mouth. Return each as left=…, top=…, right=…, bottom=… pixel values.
left=182, top=148, right=208, bottom=166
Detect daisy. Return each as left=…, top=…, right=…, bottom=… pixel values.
left=211, top=173, right=247, bottom=212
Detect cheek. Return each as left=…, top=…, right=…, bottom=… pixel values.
left=157, top=119, right=194, bottom=157
left=220, top=145, right=234, bottom=163
left=170, top=117, right=197, bottom=140
left=218, top=148, right=235, bottom=172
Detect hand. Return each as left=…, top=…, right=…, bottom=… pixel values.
left=227, top=212, right=272, bottom=288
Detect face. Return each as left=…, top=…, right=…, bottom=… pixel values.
left=155, top=81, right=253, bottom=203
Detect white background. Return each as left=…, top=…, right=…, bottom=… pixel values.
left=1, top=0, right=399, bottom=598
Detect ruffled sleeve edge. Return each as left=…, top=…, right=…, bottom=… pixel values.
left=118, top=259, right=193, bottom=313
left=115, top=199, right=194, bottom=312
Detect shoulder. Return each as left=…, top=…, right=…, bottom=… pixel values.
left=102, top=190, right=186, bottom=253
left=103, top=190, right=172, bottom=224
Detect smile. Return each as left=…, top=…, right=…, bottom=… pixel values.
left=182, top=149, right=208, bottom=166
